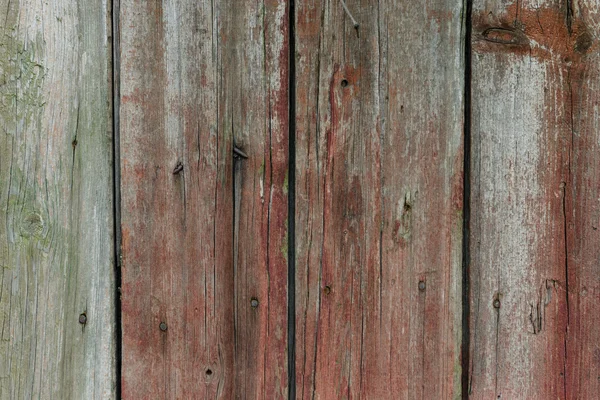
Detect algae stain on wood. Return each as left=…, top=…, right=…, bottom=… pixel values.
left=0, top=38, right=46, bottom=132
left=0, top=2, right=46, bottom=129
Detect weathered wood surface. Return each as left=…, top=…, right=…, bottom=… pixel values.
left=469, top=0, right=600, bottom=397
left=294, top=0, right=465, bottom=398
left=119, top=0, right=289, bottom=397
left=0, top=0, right=116, bottom=398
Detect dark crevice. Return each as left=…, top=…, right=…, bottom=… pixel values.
left=494, top=307, right=500, bottom=397
left=562, top=68, right=575, bottom=399
left=562, top=181, right=570, bottom=325
left=111, top=0, right=122, bottom=398
left=287, top=0, right=297, bottom=398
left=70, top=104, right=80, bottom=193
left=565, top=0, right=573, bottom=34
left=461, top=0, right=472, bottom=399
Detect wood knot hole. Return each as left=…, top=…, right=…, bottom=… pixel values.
left=20, top=212, right=44, bottom=238
left=481, top=27, right=527, bottom=46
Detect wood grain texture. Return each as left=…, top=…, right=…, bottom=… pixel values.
left=0, top=0, right=116, bottom=398
left=294, top=1, right=465, bottom=398
left=119, top=0, right=289, bottom=397
left=469, top=0, right=600, bottom=397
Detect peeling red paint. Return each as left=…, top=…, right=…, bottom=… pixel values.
left=470, top=1, right=600, bottom=398
left=120, top=0, right=288, bottom=398
left=295, top=1, right=464, bottom=398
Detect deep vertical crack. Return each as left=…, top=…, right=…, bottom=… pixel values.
left=287, top=0, right=297, bottom=398
left=461, top=0, right=473, bottom=398
left=565, top=0, right=573, bottom=34
left=111, top=0, right=122, bottom=397
left=561, top=71, right=574, bottom=399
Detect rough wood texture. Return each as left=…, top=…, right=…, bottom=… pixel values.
left=294, top=1, right=465, bottom=398
left=119, top=0, right=289, bottom=397
left=0, top=0, right=116, bottom=398
left=469, top=0, right=600, bottom=397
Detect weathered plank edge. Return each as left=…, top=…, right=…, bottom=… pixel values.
left=288, top=0, right=297, bottom=398
left=463, top=0, right=473, bottom=397
left=111, top=0, right=123, bottom=397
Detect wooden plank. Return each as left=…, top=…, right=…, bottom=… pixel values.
left=469, top=0, right=600, bottom=397
left=294, top=0, right=465, bottom=398
left=119, top=0, right=289, bottom=397
left=0, top=0, right=116, bottom=398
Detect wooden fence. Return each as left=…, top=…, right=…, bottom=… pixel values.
left=1, top=0, right=599, bottom=398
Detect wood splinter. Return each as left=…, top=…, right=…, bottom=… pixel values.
left=340, top=0, right=359, bottom=29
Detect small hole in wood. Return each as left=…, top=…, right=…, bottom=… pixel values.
left=324, top=285, right=331, bottom=295
left=341, top=79, right=349, bottom=88
left=206, top=369, right=213, bottom=376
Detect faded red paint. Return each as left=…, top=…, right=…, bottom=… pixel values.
left=295, top=1, right=464, bottom=398
left=120, top=0, right=288, bottom=398
left=473, top=4, right=595, bottom=61
left=470, top=1, right=600, bottom=398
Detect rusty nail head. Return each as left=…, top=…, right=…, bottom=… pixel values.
left=233, top=146, right=248, bottom=159
left=493, top=299, right=501, bottom=309
left=159, top=322, right=168, bottom=331
left=418, top=281, right=426, bottom=291
left=250, top=298, right=259, bottom=308
left=173, top=161, right=183, bottom=174
left=79, top=313, right=87, bottom=324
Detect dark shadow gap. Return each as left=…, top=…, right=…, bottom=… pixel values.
left=461, top=0, right=473, bottom=398
left=287, top=0, right=297, bottom=398
left=111, top=0, right=123, bottom=398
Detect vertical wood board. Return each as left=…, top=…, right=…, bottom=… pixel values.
left=0, top=0, right=116, bottom=398
left=119, top=0, right=289, bottom=397
left=469, top=0, right=600, bottom=397
left=294, top=0, right=465, bottom=398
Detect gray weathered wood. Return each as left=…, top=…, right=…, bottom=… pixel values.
left=0, top=0, right=116, bottom=398
left=469, top=0, right=600, bottom=397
